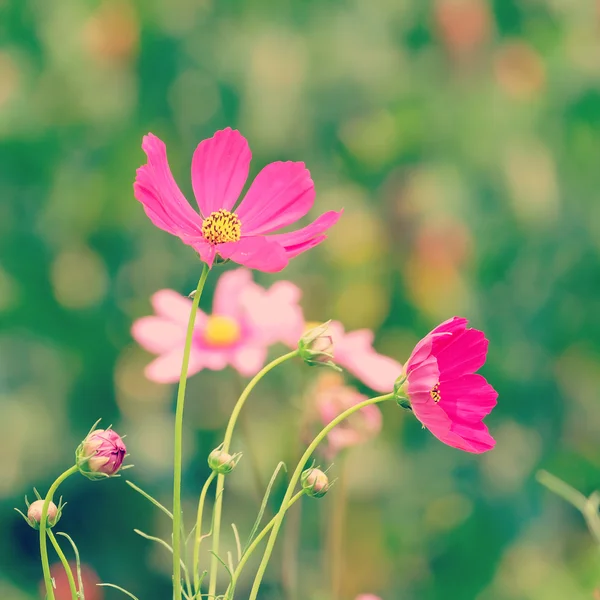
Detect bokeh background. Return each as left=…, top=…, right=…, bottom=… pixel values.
left=2, top=0, right=600, bottom=598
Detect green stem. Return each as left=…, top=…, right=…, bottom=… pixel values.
left=173, top=263, right=210, bottom=600
left=47, top=531, right=78, bottom=600
left=192, top=470, right=216, bottom=592
left=248, top=392, right=395, bottom=600
left=207, top=349, right=299, bottom=598
left=40, top=465, right=79, bottom=600
left=226, top=491, right=305, bottom=600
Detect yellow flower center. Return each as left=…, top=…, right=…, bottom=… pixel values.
left=204, top=315, right=241, bottom=347
left=430, top=383, right=441, bottom=403
left=201, top=209, right=242, bottom=244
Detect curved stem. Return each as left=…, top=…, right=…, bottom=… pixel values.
left=193, top=470, right=217, bottom=592
left=248, top=392, right=395, bottom=600
left=173, top=263, right=210, bottom=600
left=226, top=491, right=305, bottom=600
left=207, top=349, right=299, bottom=598
left=48, top=531, right=78, bottom=600
left=40, top=465, right=79, bottom=600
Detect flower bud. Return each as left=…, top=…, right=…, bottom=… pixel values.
left=208, top=447, right=241, bottom=475
left=26, top=500, right=60, bottom=530
left=77, top=428, right=127, bottom=480
left=301, top=467, right=330, bottom=498
left=298, top=321, right=340, bottom=371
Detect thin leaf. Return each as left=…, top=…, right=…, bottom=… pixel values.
left=56, top=532, right=85, bottom=600
left=231, top=523, right=242, bottom=564
left=242, top=461, right=287, bottom=554
left=209, top=550, right=233, bottom=585
left=97, top=583, right=139, bottom=600
left=125, top=480, right=173, bottom=519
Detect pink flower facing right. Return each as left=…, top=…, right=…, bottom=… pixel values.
left=132, top=268, right=302, bottom=382
left=134, top=128, right=342, bottom=272
left=400, top=317, right=497, bottom=453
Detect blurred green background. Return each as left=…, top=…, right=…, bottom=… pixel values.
left=2, top=0, right=600, bottom=598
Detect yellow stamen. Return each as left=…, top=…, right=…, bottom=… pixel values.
left=201, top=209, right=241, bottom=244
left=204, top=315, right=241, bottom=347
left=430, top=383, right=441, bottom=403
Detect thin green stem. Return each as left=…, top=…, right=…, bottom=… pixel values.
left=207, top=349, right=299, bottom=598
left=40, top=465, right=79, bottom=600
left=226, top=491, right=305, bottom=600
left=48, top=531, right=78, bottom=600
left=173, top=263, right=210, bottom=600
left=248, top=392, right=395, bottom=600
left=193, top=471, right=217, bottom=592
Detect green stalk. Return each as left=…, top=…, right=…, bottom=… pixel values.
left=48, top=531, right=78, bottom=600
left=329, top=453, right=347, bottom=600
left=192, top=470, right=216, bottom=592
left=248, top=392, right=395, bottom=600
left=226, top=491, right=305, bottom=599
left=207, top=349, right=299, bottom=598
left=172, top=263, right=210, bottom=600
left=40, top=465, right=79, bottom=600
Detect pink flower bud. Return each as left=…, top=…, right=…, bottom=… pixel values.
left=78, top=428, right=126, bottom=479
left=208, top=447, right=241, bottom=474
left=27, top=500, right=59, bottom=529
left=301, top=467, right=330, bottom=498
left=298, top=321, right=340, bottom=371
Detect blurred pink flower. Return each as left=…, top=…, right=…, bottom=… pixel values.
left=402, top=317, right=497, bottom=453
left=131, top=269, right=300, bottom=381
left=316, top=376, right=382, bottom=455
left=134, top=128, right=341, bottom=272
left=42, top=562, right=103, bottom=600
left=355, top=596, right=382, bottom=600
left=327, top=321, right=402, bottom=392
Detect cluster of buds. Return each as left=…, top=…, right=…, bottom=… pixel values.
left=301, top=467, right=330, bottom=498
left=208, top=445, right=242, bottom=475
left=16, top=492, right=65, bottom=530
left=298, top=321, right=340, bottom=371
left=76, top=424, right=128, bottom=480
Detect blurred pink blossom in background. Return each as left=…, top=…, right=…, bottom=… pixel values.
left=355, top=595, right=382, bottom=600
left=315, top=373, right=382, bottom=456
left=131, top=268, right=301, bottom=381
left=42, top=562, right=103, bottom=600
left=134, top=128, right=341, bottom=272
left=402, top=316, right=497, bottom=453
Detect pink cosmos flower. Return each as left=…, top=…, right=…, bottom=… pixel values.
left=131, top=269, right=301, bottom=382
left=356, top=596, right=382, bottom=600
left=80, top=429, right=127, bottom=476
left=134, top=128, right=342, bottom=272
left=315, top=374, right=382, bottom=456
left=401, top=317, right=497, bottom=453
left=43, top=563, right=103, bottom=600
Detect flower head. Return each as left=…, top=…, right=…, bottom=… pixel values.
left=301, top=467, right=330, bottom=498
left=42, top=563, right=103, bottom=600
left=208, top=447, right=242, bottom=474
left=77, top=428, right=127, bottom=478
left=298, top=321, right=338, bottom=370
left=134, top=128, right=342, bottom=272
left=314, top=374, right=382, bottom=456
left=24, top=500, right=60, bottom=530
left=132, top=269, right=302, bottom=382
left=399, top=317, right=497, bottom=453
left=355, top=596, right=382, bottom=600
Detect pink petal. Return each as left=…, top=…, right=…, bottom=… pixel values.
left=217, top=236, right=289, bottom=273
left=131, top=317, right=186, bottom=354
left=268, top=210, right=343, bottom=257
left=134, top=134, right=203, bottom=239
left=189, top=238, right=217, bottom=268
left=334, top=328, right=403, bottom=393
left=151, top=289, right=207, bottom=328
left=406, top=356, right=440, bottom=395
left=439, top=374, right=498, bottom=423
left=449, top=421, right=496, bottom=453
left=230, top=345, right=268, bottom=377
left=236, top=162, right=315, bottom=235
left=191, top=128, right=251, bottom=217
left=241, top=280, right=305, bottom=346
left=144, top=347, right=207, bottom=383
left=436, top=328, right=488, bottom=380
left=212, top=268, right=254, bottom=318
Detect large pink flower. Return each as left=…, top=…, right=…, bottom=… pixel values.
left=131, top=269, right=301, bottom=382
left=402, top=317, right=497, bottom=453
left=134, top=128, right=342, bottom=272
